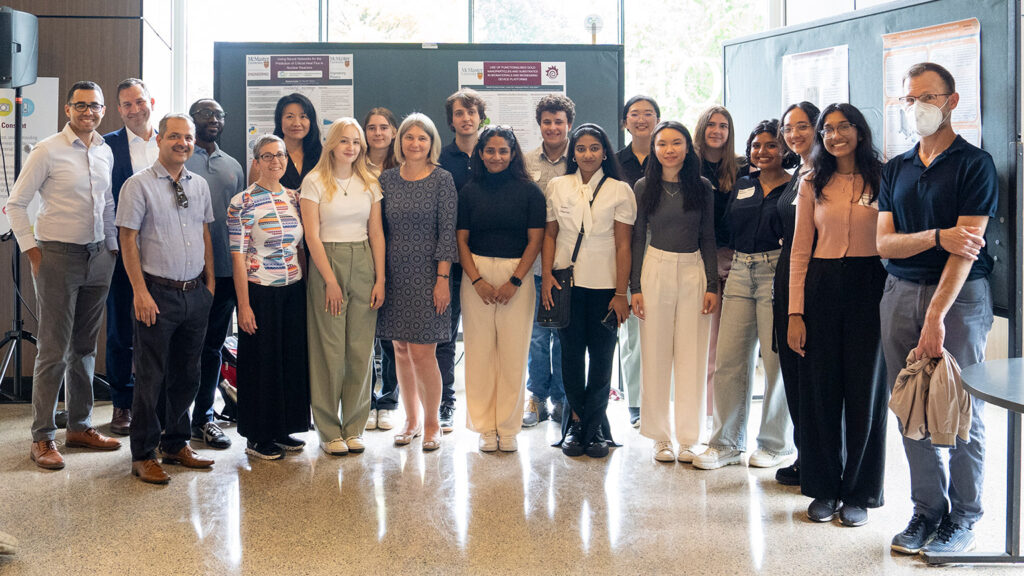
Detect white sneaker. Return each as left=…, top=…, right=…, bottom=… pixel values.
left=320, top=438, right=349, bottom=455
left=653, top=440, right=675, bottom=462
left=692, top=447, right=742, bottom=470
left=748, top=449, right=788, bottom=468
left=479, top=431, right=498, bottom=452
left=676, top=444, right=705, bottom=463
left=345, top=436, right=365, bottom=453
left=365, top=409, right=378, bottom=430
left=376, top=409, right=395, bottom=431
left=498, top=434, right=518, bottom=452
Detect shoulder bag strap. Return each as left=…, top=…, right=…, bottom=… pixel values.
left=569, top=175, right=609, bottom=265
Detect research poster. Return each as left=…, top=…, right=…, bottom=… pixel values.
left=780, top=45, right=849, bottom=113
left=0, top=77, right=59, bottom=234
left=882, top=19, right=981, bottom=159
left=458, top=61, right=567, bottom=153
left=244, top=54, right=353, bottom=166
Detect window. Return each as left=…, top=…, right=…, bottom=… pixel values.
left=326, top=0, right=469, bottom=43
left=473, top=0, right=619, bottom=44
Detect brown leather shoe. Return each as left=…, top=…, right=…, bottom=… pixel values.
left=30, top=440, right=65, bottom=470
left=161, top=446, right=214, bottom=469
left=65, top=427, right=122, bottom=451
left=131, top=459, right=170, bottom=484
left=110, top=407, right=131, bottom=436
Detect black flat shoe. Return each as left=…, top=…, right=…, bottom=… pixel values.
left=562, top=421, right=584, bottom=457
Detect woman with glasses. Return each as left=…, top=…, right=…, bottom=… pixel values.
left=616, top=95, right=660, bottom=428
left=301, top=118, right=386, bottom=456
left=376, top=113, right=458, bottom=452
left=694, top=119, right=794, bottom=471
left=693, top=106, right=749, bottom=420
left=541, top=123, right=635, bottom=458
left=228, top=134, right=309, bottom=461
left=772, top=101, right=820, bottom=487
left=457, top=125, right=545, bottom=453
left=250, top=93, right=323, bottom=191
left=787, top=103, right=886, bottom=527
left=361, top=107, right=400, bottom=432
left=630, top=121, right=718, bottom=463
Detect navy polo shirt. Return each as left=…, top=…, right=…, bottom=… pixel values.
left=439, top=140, right=472, bottom=193
left=878, top=135, right=998, bottom=283
left=725, top=174, right=785, bottom=254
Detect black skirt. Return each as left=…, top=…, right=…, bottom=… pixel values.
left=237, top=280, right=310, bottom=442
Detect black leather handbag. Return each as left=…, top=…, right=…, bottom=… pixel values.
left=536, top=175, right=608, bottom=329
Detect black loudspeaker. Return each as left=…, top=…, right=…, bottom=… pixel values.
left=0, top=7, right=37, bottom=89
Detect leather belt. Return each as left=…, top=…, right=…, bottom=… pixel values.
left=144, top=273, right=204, bottom=292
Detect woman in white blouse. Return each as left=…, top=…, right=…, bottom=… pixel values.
left=301, top=118, right=386, bottom=456
left=541, top=123, right=636, bottom=458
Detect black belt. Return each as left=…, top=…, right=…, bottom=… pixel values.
left=144, top=273, right=204, bottom=292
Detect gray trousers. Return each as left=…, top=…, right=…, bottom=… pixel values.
left=880, top=275, right=992, bottom=527
left=31, top=241, right=115, bottom=441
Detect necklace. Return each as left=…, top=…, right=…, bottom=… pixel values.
left=338, top=176, right=353, bottom=196
left=663, top=183, right=679, bottom=197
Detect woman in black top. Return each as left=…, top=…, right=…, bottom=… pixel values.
left=457, top=126, right=546, bottom=453
left=772, top=101, right=820, bottom=486
left=629, top=121, right=718, bottom=464
left=250, top=93, right=324, bottom=191
left=693, top=119, right=795, bottom=471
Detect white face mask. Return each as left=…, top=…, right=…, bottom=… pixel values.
left=906, top=100, right=948, bottom=138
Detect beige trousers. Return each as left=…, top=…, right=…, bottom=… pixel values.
left=461, top=254, right=535, bottom=437
left=638, top=247, right=711, bottom=446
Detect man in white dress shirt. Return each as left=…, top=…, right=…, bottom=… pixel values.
left=6, top=80, right=122, bottom=470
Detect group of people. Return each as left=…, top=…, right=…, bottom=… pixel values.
left=5, top=59, right=996, bottom=557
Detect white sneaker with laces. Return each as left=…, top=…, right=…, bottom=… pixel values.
left=748, top=449, right=788, bottom=468
left=320, top=438, right=349, bottom=455
left=498, top=434, right=518, bottom=452
left=692, top=447, right=743, bottom=470
left=479, top=431, right=498, bottom=452
left=376, top=409, right=395, bottom=430
left=345, top=436, right=365, bottom=453
left=676, top=444, right=705, bottom=463
left=365, top=409, right=378, bottom=430
left=653, top=441, right=675, bottom=462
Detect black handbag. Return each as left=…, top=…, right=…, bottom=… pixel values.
left=536, top=175, right=608, bottom=328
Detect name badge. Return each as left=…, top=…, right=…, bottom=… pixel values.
left=558, top=202, right=575, bottom=218
left=736, top=187, right=755, bottom=200
left=858, top=193, right=878, bottom=209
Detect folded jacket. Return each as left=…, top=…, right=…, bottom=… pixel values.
left=888, top=349, right=971, bottom=448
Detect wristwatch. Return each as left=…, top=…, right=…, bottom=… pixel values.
left=509, top=275, right=522, bottom=287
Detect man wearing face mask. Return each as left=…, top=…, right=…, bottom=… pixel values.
left=877, top=62, right=997, bottom=556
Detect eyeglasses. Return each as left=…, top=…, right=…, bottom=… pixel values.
left=172, top=180, right=189, bottom=209
left=897, top=93, right=951, bottom=108
left=781, top=122, right=812, bottom=135
left=69, top=102, right=105, bottom=112
left=259, top=152, right=288, bottom=163
left=819, top=122, right=857, bottom=139
left=193, top=109, right=226, bottom=121
left=627, top=111, right=657, bottom=120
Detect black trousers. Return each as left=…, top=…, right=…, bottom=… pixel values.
left=772, top=248, right=801, bottom=457
left=799, top=257, right=888, bottom=508
left=372, top=338, right=400, bottom=410
left=130, top=281, right=212, bottom=461
left=192, top=277, right=236, bottom=430
left=237, top=281, right=310, bottom=443
left=435, top=266, right=461, bottom=409
left=557, top=287, right=617, bottom=446
left=105, top=256, right=135, bottom=409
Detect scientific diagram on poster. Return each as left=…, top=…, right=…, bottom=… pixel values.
left=882, top=19, right=981, bottom=159
left=244, top=54, right=353, bottom=166
left=458, top=61, right=566, bottom=153
left=781, top=45, right=849, bottom=113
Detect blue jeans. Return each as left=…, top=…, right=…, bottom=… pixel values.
left=526, top=275, right=564, bottom=404
left=880, top=276, right=992, bottom=528
left=709, top=250, right=793, bottom=454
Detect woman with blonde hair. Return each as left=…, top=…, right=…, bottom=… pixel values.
left=301, top=118, right=386, bottom=456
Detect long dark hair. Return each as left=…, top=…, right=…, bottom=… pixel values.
left=779, top=101, right=821, bottom=162
left=273, top=93, right=323, bottom=162
left=641, top=121, right=705, bottom=216
left=810, top=103, right=882, bottom=203
left=565, top=123, right=622, bottom=181
left=362, top=106, right=398, bottom=170
left=745, top=119, right=799, bottom=171
left=469, top=125, right=531, bottom=184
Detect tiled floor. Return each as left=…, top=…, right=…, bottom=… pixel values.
left=0, top=374, right=1020, bottom=575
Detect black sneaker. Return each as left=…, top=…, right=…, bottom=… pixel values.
left=585, top=428, right=609, bottom=458
left=192, top=422, right=232, bottom=450
left=439, top=404, right=455, bottom=433
left=807, top=498, right=841, bottom=522
left=840, top=504, right=868, bottom=527
left=891, top=513, right=939, bottom=554
left=245, top=440, right=284, bottom=460
left=775, top=462, right=800, bottom=486
left=274, top=435, right=306, bottom=451
left=550, top=401, right=564, bottom=424
left=562, top=421, right=584, bottom=457
left=921, top=515, right=976, bottom=554
left=628, top=407, right=640, bottom=428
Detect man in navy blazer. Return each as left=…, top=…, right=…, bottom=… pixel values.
left=103, top=78, right=158, bottom=435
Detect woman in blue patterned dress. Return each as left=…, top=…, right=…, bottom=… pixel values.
left=376, top=113, right=458, bottom=452
left=228, top=134, right=309, bottom=461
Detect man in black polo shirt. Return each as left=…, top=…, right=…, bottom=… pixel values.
left=437, top=88, right=487, bottom=432
left=878, top=62, right=997, bottom=555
